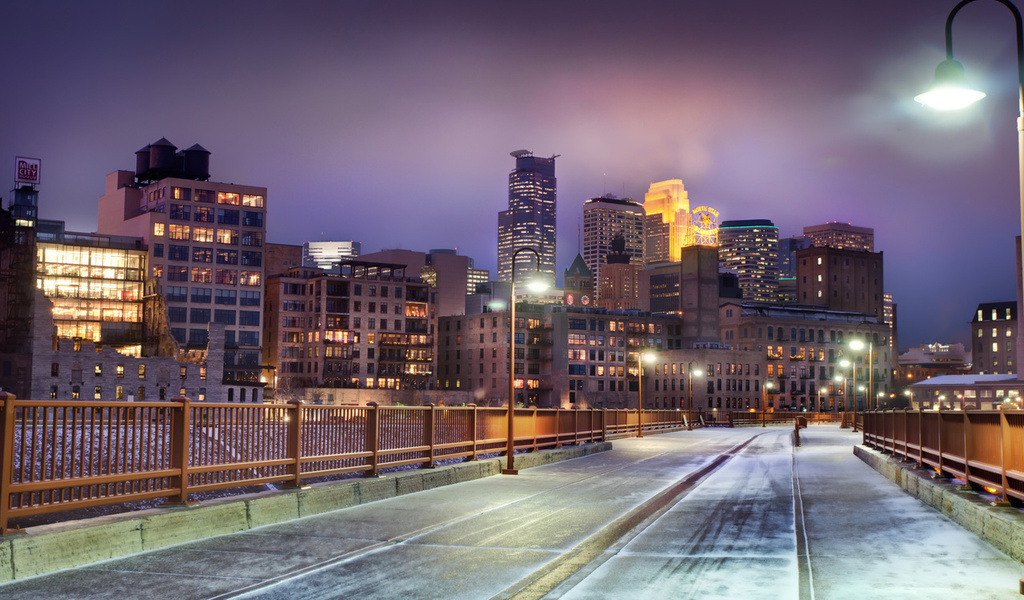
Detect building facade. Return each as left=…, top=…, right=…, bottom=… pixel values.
left=719, top=302, right=893, bottom=411
left=971, top=301, right=1017, bottom=375
left=497, top=151, right=557, bottom=285
left=803, top=222, right=874, bottom=252
left=97, top=139, right=268, bottom=400
left=795, top=246, right=885, bottom=322
left=582, top=195, right=644, bottom=297
left=263, top=261, right=435, bottom=397
left=643, top=179, right=690, bottom=264
left=302, top=240, right=361, bottom=271
left=718, top=219, right=780, bottom=304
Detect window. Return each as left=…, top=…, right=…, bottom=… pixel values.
left=191, top=287, right=212, bottom=303
left=241, top=231, right=263, bottom=247
left=240, top=271, right=261, bottom=286
left=214, top=309, right=236, bottom=324
left=216, top=228, right=239, bottom=244
left=238, top=331, right=259, bottom=346
left=240, top=291, right=260, bottom=306
left=168, top=306, right=187, bottom=322
left=242, top=211, right=263, bottom=227
left=239, top=311, right=260, bottom=326
left=139, top=365, right=146, bottom=379
left=190, top=308, right=211, bottom=323
left=215, top=269, right=238, bottom=285
left=189, top=329, right=209, bottom=345
left=167, top=286, right=188, bottom=302
left=217, top=192, right=240, bottom=205
left=153, top=243, right=164, bottom=258
left=216, top=249, right=238, bottom=264
left=194, top=206, right=214, bottom=223
left=217, top=209, right=239, bottom=225
left=194, top=189, right=215, bottom=203
left=192, top=247, right=213, bottom=263
left=170, top=204, right=190, bottom=220
left=168, top=224, right=190, bottom=240
left=242, top=194, right=264, bottom=207
left=215, top=289, right=237, bottom=305
left=51, top=363, right=59, bottom=377
left=95, top=363, right=102, bottom=377
left=241, top=251, right=262, bottom=266
left=167, top=266, right=188, bottom=281
left=94, top=386, right=102, bottom=400
left=191, top=268, right=212, bottom=283
left=153, top=223, right=165, bottom=237
left=116, top=365, right=124, bottom=378
left=193, top=226, right=214, bottom=243
left=180, top=366, right=188, bottom=379
left=168, top=245, right=189, bottom=261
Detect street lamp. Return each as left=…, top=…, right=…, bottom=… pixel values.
left=503, top=247, right=549, bottom=476
left=834, top=374, right=846, bottom=413
left=637, top=351, right=655, bottom=437
left=917, top=0, right=1024, bottom=356
left=687, top=365, right=703, bottom=429
left=761, top=380, right=775, bottom=427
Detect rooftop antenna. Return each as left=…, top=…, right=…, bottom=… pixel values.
left=577, top=219, right=582, bottom=254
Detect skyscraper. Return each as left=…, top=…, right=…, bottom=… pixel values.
left=718, top=219, right=780, bottom=303
left=302, top=240, right=361, bottom=271
left=582, top=195, right=644, bottom=298
left=643, top=179, right=690, bottom=264
left=803, top=222, right=874, bottom=252
left=497, top=150, right=557, bottom=285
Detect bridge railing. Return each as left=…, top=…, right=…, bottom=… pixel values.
left=861, top=408, right=1024, bottom=505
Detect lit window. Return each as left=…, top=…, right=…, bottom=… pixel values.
left=993, top=342, right=999, bottom=352
left=153, top=223, right=165, bottom=237
left=217, top=192, right=240, bottom=205
left=116, top=365, right=124, bottom=378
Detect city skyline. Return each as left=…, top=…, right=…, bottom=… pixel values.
left=1, top=0, right=1021, bottom=351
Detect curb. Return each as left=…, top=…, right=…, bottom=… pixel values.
left=854, top=445, right=1024, bottom=564
left=0, top=441, right=612, bottom=581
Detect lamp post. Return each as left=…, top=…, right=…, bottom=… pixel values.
left=917, top=0, right=1024, bottom=357
left=834, top=374, right=846, bottom=414
left=762, top=380, right=774, bottom=427
left=637, top=351, right=655, bottom=437
left=687, top=365, right=703, bottom=430
left=502, top=247, right=548, bottom=476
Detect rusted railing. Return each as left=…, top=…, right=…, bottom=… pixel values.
left=862, top=408, right=1024, bottom=505
left=0, top=394, right=705, bottom=533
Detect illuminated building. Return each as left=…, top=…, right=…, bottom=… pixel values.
left=582, top=195, right=644, bottom=297
left=795, top=246, right=885, bottom=322
left=642, top=245, right=721, bottom=340
left=643, top=179, right=691, bottom=264
left=596, top=234, right=640, bottom=311
left=718, top=219, right=780, bottom=304
left=467, top=266, right=490, bottom=294
left=35, top=223, right=146, bottom=348
left=98, top=139, right=268, bottom=400
left=897, top=343, right=970, bottom=389
left=302, top=240, right=361, bottom=272
left=361, top=248, right=477, bottom=317
left=720, top=302, right=892, bottom=411
left=497, top=150, right=557, bottom=285
left=263, top=260, right=435, bottom=395
left=971, top=301, right=1017, bottom=375
left=803, top=222, right=874, bottom=252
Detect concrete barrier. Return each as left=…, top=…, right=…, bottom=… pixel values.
left=0, top=441, right=611, bottom=582
left=854, top=445, right=1024, bottom=564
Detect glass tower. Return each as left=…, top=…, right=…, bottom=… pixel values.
left=497, top=150, right=557, bottom=284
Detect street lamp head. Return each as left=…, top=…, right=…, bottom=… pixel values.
left=834, top=375, right=844, bottom=383
left=641, top=351, right=656, bottom=364
left=840, top=359, right=851, bottom=368
left=765, top=381, right=774, bottom=390
left=915, top=58, right=986, bottom=110
left=693, top=369, right=703, bottom=377
left=849, top=339, right=865, bottom=352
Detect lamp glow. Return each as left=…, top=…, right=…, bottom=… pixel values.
left=915, top=59, right=987, bottom=110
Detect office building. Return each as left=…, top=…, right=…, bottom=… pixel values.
left=302, top=240, right=361, bottom=271
left=497, top=150, right=557, bottom=285
left=596, top=234, right=640, bottom=311
left=971, top=301, right=1017, bottom=375
left=582, top=195, right=644, bottom=297
left=718, top=219, right=780, bottom=303
left=643, top=179, right=691, bottom=264
left=98, top=139, right=268, bottom=400
left=803, top=222, right=874, bottom=252
left=795, top=246, right=885, bottom=322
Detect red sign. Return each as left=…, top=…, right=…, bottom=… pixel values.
left=15, top=157, right=41, bottom=185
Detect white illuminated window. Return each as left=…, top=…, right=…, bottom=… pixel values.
left=993, top=342, right=999, bottom=352
left=153, top=223, right=165, bottom=237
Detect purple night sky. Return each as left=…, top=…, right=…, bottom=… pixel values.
left=0, top=0, right=1020, bottom=352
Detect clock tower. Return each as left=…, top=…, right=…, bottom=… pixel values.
left=563, top=253, right=594, bottom=308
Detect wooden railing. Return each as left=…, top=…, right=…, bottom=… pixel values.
left=862, top=408, right=1024, bottom=505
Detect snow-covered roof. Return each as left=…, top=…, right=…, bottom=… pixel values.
left=910, top=374, right=1020, bottom=387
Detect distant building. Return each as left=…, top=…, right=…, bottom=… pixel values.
left=803, top=222, right=874, bottom=252
left=98, top=139, right=268, bottom=400
left=909, top=374, right=1023, bottom=410
left=497, top=150, right=557, bottom=285
left=582, top=195, right=644, bottom=297
left=596, top=234, right=640, bottom=311
left=302, top=240, right=361, bottom=271
left=641, top=245, right=721, bottom=341
left=897, top=343, right=971, bottom=390
left=719, top=302, right=893, bottom=411
left=971, top=301, right=1017, bottom=375
left=643, top=179, right=691, bottom=264
left=265, top=243, right=303, bottom=277
left=361, top=248, right=472, bottom=317
left=718, top=219, right=780, bottom=304
left=563, top=254, right=595, bottom=308
left=795, top=246, right=885, bottom=323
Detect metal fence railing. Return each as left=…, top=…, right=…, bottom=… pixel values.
left=862, top=408, right=1024, bottom=505
left=0, top=391, right=842, bottom=533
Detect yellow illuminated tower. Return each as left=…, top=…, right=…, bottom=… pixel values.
left=643, top=179, right=691, bottom=264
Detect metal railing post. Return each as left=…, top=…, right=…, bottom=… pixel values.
left=601, top=409, right=608, bottom=441
left=283, top=399, right=304, bottom=488
left=425, top=403, right=436, bottom=468
left=365, top=402, right=380, bottom=477
left=963, top=409, right=972, bottom=488
left=936, top=404, right=944, bottom=477
left=999, top=404, right=1012, bottom=504
left=167, top=396, right=194, bottom=505
left=0, top=392, right=18, bottom=534
left=467, top=404, right=479, bottom=461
